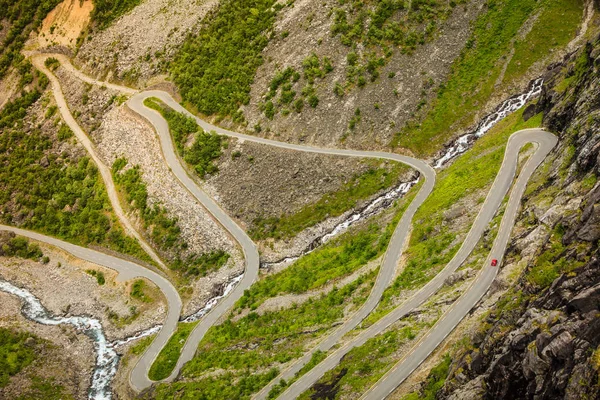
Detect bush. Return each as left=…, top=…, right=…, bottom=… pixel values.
left=171, top=0, right=282, bottom=119
left=0, top=328, right=38, bottom=388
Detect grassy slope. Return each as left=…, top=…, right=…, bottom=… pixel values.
left=394, top=0, right=582, bottom=156
left=153, top=271, right=375, bottom=399
left=237, top=189, right=416, bottom=310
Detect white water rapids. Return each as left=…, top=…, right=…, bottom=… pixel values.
left=0, top=280, right=120, bottom=400
left=434, top=78, right=543, bottom=168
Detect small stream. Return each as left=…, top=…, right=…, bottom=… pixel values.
left=181, top=273, right=244, bottom=323
left=434, top=78, right=543, bottom=168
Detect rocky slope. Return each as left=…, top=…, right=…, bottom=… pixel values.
left=435, top=31, right=600, bottom=400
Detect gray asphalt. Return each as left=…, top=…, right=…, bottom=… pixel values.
left=274, top=129, right=557, bottom=400
left=127, top=91, right=436, bottom=389
left=0, top=224, right=182, bottom=391
left=359, top=129, right=557, bottom=400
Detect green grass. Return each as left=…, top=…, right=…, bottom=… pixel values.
left=0, top=328, right=38, bottom=388
left=130, top=279, right=152, bottom=303
left=371, top=106, right=543, bottom=322
left=149, top=321, right=198, bottom=381
left=154, top=271, right=375, bottom=399
left=267, top=350, right=327, bottom=399
left=155, top=369, right=280, bottom=400
left=503, top=0, right=584, bottom=85
left=393, top=0, right=580, bottom=156
left=527, top=224, right=587, bottom=288
left=15, top=376, right=73, bottom=400
left=170, top=0, right=285, bottom=122
left=249, top=160, right=408, bottom=240
left=129, top=334, right=155, bottom=357
left=298, top=318, right=430, bottom=400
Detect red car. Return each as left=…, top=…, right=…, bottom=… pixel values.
left=491, top=259, right=498, bottom=266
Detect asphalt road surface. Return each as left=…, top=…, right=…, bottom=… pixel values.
left=275, top=129, right=557, bottom=400
left=19, top=54, right=556, bottom=398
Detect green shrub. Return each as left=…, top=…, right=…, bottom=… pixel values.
left=0, top=328, right=38, bottom=388
left=90, top=0, right=142, bottom=29
left=170, top=0, right=283, bottom=120
left=130, top=279, right=152, bottom=302
left=86, top=269, right=105, bottom=285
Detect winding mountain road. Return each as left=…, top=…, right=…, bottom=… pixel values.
left=276, top=129, right=557, bottom=400
left=128, top=91, right=435, bottom=389
left=360, top=132, right=557, bottom=400
left=14, top=54, right=556, bottom=399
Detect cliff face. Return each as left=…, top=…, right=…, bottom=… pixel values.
left=438, top=35, right=600, bottom=400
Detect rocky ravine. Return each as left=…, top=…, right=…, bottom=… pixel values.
left=436, top=35, right=600, bottom=400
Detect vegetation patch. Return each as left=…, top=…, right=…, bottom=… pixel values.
left=170, top=0, right=289, bottom=122
left=0, top=94, right=150, bottom=262
left=238, top=189, right=415, bottom=310
left=330, top=0, right=466, bottom=89
left=401, top=354, right=452, bottom=400
left=261, top=53, right=333, bottom=118
left=249, top=160, right=408, bottom=240
left=527, top=224, right=587, bottom=288
left=0, top=328, right=38, bottom=388
left=112, top=157, right=230, bottom=277
left=0, top=0, right=61, bottom=80
left=502, top=0, right=584, bottom=85
left=86, top=269, right=106, bottom=285
left=144, top=98, right=226, bottom=179
left=154, top=271, right=375, bottom=399
left=149, top=321, right=198, bottom=381
left=0, top=236, right=43, bottom=260
left=298, top=318, right=431, bottom=399
left=90, top=0, right=142, bottom=29
left=393, top=0, right=581, bottom=156
left=130, top=279, right=152, bottom=302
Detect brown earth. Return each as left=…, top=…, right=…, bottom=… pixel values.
left=38, top=0, right=93, bottom=50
